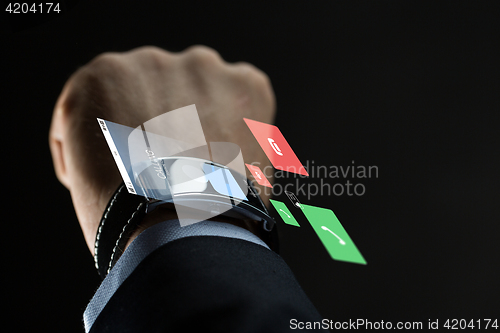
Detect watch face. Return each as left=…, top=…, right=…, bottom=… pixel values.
left=134, top=156, right=259, bottom=227
left=134, top=157, right=250, bottom=203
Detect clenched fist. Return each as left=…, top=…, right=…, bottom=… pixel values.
left=49, top=46, right=276, bottom=253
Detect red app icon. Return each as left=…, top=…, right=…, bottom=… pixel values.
left=245, top=164, right=273, bottom=188
left=243, top=118, right=309, bottom=176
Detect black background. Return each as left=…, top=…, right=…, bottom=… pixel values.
left=3, top=1, right=499, bottom=331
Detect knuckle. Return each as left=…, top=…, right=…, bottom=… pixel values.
left=127, top=45, right=173, bottom=71
left=234, top=62, right=272, bottom=88
left=183, top=45, right=223, bottom=66
left=229, top=62, right=275, bottom=108
left=132, top=45, right=166, bottom=55
left=253, top=68, right=272, bottom=86
left=88, top=52, right=122, bottom=70
left=84, top=52, right=128, bottom=80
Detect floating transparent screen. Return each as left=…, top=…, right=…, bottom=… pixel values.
left=98, top=104, right=249, bottom=227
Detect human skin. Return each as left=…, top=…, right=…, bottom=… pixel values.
left=49, top=45, right=276, bottom=254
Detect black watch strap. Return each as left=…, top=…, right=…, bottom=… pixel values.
left=95, top=180, right=280, bottom=279
left=94, top=182, right=149, bottom=278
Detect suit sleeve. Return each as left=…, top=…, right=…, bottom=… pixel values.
left=89, top=236, right=328, bottom=333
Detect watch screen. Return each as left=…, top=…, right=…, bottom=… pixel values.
left=97, top=104, right=250, bottom=227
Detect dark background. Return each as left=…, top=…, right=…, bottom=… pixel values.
left=3, top=1, right=499, bottom=331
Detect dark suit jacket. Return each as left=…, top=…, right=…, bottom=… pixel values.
left=89, top=236, right=328, bottom=332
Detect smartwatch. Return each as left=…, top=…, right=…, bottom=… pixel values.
left=94, top=156, right=278, bottom=278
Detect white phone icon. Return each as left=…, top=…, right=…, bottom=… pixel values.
left=321, top=226, right=346, bottom=245
left=254, top=171, right=262, bottom=180
left=268, top=138, right=283, bottom=156
left=279, top=209, right=291, bottom=218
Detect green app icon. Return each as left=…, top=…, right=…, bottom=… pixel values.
left=269, top=199, right=300, bottom=227
left=301, top=204, right=366, bottom=265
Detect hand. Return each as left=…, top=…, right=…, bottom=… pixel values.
left=49, top=45, right=276, bottom=254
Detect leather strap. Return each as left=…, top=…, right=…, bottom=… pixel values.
left=95, top=180, right=279, bottom=279
left=94, top=183, right=149, bottom=278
